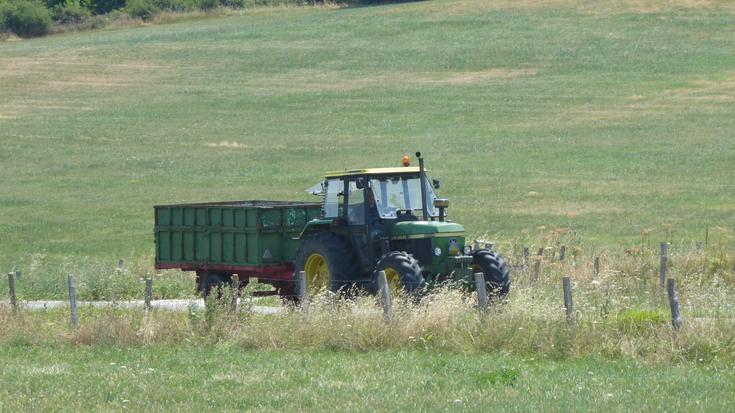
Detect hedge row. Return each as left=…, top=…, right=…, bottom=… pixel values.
left=1, top=0, right=335, bottom=38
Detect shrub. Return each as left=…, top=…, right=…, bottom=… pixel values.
left=152, top=0, right=191, bottom=12
left=85, top=0, right=125, bottom=14
left=0, top=0, right=52, bottom=37
left=194, top=0, right=219, bottom=10
left=51, top=0, right=90, bottom=24
left=220, top=0, right=244, bottom=8
left=125, top=0, right=157, bottom=19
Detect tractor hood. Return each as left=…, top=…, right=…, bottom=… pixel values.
left=389, top=221, right=464, bottom=240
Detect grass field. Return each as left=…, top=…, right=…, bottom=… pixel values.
left=1, top=1, right=735, bottom=410
left=1, top=0, right=734, bottom=278
left=1, top=346, right=734, bottom=412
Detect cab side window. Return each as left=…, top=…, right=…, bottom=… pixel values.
left=347, top=181, right=365, bottom=225
left=323, top=179, right=342, bottom=218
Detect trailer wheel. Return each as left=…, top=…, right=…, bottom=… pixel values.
left=374, top=251, right=425, bottom=296
left=294, top=232, right=359, bottom=294
left=471, top=249, right=510, bottom=299
left=199, top=272, right=232, bottom=299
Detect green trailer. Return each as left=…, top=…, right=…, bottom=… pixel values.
left=154, top=200, right=321, bottom=294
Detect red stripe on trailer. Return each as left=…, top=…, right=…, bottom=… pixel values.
left=155, top=262, right=295, bottom=280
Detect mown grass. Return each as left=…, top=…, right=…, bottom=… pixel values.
left=1, top=345, right=734, bottom=412
left=0, top=345, right=733, bottom=412
left=1, top=0, right=734, bottom=283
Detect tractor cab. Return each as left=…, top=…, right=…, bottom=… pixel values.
left=296, top=153, right=510, bottom=298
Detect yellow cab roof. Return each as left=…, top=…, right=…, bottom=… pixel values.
left=324, top=167, right=423, bottom=178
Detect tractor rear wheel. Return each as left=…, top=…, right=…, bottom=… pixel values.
left=471, top=249, right=510, bottom=299
left=374, top=251, right=425, bottom=296
left=294, top=232, right=359, bottom=294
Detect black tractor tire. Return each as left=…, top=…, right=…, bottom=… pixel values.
left=293, top=232, right=360, bottom=294
left=471, top=248, right=511, bottom=299
left=199, top=272, right=232, bottom=299
left=373, top=251, right=425, bottom=296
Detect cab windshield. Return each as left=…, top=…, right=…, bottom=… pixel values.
left=370, top=175, right=439, bottom=219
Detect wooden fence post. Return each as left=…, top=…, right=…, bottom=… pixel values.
left=532, top=259, right=541, bottom=283
left=666, top=278, right=682, bottom=332
left=377, top=271, right=392, bottom=323
left=7, top=272, right=17, bottom=311
left=559, top=245, right=566, bottom=263
left=144, top=278, right=153, bottom=311
left=522, top=247, right=530, bottom=269
left=705, top=226, right=709, bottom=249
left=659, top=242, right=668, bottom=290
left=296, top=271, right=307, bottom=304
left=67, top=274, right=78, bottom=328
left=474, top=273, right=488, bottom=316
left=562, top=276, right=574, bottom=323
left=229, top=278, right=240, bottom=314
left=117, top=259, right=125, bottom=272
left=594, top=256, right=600, bottom=277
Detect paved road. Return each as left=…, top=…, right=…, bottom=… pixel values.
left=3, top=299, right=284, bottom=314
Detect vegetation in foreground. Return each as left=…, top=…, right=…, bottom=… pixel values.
left=3, top=243, right=734, bottom=363
left=1, top=346, right=734, bottom=412
left=2, top=244, right=734, bottom=411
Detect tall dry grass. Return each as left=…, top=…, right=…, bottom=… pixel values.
left=1, top=242, right=733, bottom=364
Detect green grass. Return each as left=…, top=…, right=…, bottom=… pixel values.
left=1, top=346, right=733, bottom=412
left=1, top=0, right=734, bottom=280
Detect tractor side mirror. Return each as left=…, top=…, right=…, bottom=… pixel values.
left=355, top=177, right=365, bottom=189
left=433, top=198, right=449, bottom=209
left=432, top=179, right=441, bottom=189
left=433, top=198, right=449, bottom=222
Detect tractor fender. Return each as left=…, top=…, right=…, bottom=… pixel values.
left=298, top=219, right=332, bottom=239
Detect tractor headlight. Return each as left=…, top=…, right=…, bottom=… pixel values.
left=434, top=247, right=442, bottom=257
left=463, top=246, right=472, bottom=255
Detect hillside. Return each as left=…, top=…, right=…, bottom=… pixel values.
left=1, top=0, right=734, bottom=272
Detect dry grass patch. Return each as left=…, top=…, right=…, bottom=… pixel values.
left=238, top=68, right=539, bottom=94
left=1, top=243, right=733, bottom=364
left=421, top=0, right=735, bottom=17
left=511, top=200, right=626, bottom=217
left=517, top=72, right=735, bottom=130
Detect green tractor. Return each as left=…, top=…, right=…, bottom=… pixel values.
left=294, top=152, right=510, bottom=298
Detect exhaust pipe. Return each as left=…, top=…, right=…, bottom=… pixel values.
left=416, top=152, right=429, bottom=221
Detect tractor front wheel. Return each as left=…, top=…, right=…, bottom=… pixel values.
left=374, top=251, right=425, bottom=296
left=471, top=249, right=510, bottom=299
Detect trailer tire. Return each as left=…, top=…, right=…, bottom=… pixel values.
left=294, top=232, right=359, bottom=294
left=471, top=249, right=510, bottom=299
left=199, top=272, right=232, bottom=299
left=374, top=251, right=425, bottom=296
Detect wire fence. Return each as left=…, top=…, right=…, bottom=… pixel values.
left=5, top=238, right=721, bottom=334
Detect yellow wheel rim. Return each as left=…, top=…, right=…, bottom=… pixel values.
left=304, top=253, right=330, bottom=292
left=384, top=267, right=401, bottom=296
